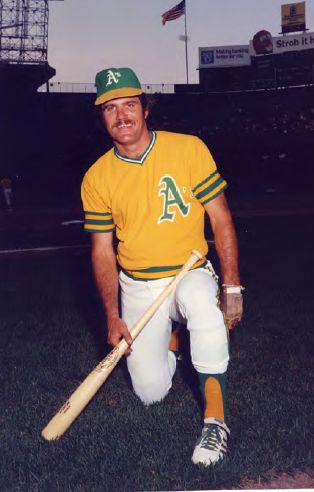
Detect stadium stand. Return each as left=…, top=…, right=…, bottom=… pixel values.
left=2, top=84, right=314, bottom=208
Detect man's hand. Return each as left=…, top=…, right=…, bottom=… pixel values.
left=107, top=315, right=133, bottom=353
left=219, top=289, right=243, bottom=330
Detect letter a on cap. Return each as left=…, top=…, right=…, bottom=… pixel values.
left=106, top=70, right=121, bottom=86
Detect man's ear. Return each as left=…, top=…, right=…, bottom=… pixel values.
left=144, top=109, right=149, bottom=119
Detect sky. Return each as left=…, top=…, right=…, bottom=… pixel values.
left=48, top=0, right=314, bottom=85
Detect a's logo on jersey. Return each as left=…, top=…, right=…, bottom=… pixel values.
left=106, top=70, right=121, bottom=86
left=158, top=175, right=190, bottom=224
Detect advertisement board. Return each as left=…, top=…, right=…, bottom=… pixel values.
left=199, top=45, right=250, bottom=68
left=281, top=2, right=306, bottom=33
left=250, top=31, right=314, bottom=56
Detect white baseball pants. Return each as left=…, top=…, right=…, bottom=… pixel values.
left=119, top=264, right=229, bottom=405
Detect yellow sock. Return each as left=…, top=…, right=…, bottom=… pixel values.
left=204, top=376, right=225, bottom=422
left=169, top=328, right=180, bottom=352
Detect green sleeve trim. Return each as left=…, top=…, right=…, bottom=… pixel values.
left=201, top=183, right=228, bottom=205
left=195, top=176, right=225, bottom=200
left=85, top=219, right=114, bottom=226
left=84, top=227, right=115, bottom=233
left=192, top=170, right=218, bottom=194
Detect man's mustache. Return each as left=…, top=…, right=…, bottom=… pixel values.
left=113, top=119, right=133, bottom=129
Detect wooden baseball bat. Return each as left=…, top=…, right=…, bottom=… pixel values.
left=41, top=249, right=203, bottom=440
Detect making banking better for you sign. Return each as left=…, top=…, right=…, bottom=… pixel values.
left=199, top=45, right=250, bottom=68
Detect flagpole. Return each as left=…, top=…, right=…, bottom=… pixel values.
left=184, top=1, right=189, bottom=84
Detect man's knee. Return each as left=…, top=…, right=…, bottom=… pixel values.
left=127, top=351, right=176, bottom=405
left=132, top=375, right=171, bottom=405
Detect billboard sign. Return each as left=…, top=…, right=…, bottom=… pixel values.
left=199, top=45, right=250, bottom=68
left=281, top=2, right=306, bottom=33
left=252, top=31, right=274, bottom=55
left=250, top=31, right=314, bottom=56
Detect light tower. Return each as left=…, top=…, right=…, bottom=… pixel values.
left=0, top=0, right=63, bottom=64
left=0, top=0, right=63, bottom=92
left=0, top=0, right=48, bottom=64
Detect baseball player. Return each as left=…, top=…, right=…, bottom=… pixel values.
left=81, top=67, right=243, bottom=467
left=1, top=177, right=13, bottom=210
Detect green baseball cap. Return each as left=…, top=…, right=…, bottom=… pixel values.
left=95, top=67, right=144, bottom=106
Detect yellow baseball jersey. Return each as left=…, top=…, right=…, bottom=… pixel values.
left=81, top=131, right=227, bottom=280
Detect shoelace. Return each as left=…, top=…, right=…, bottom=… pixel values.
left=200, top=424, right=225, bottom=451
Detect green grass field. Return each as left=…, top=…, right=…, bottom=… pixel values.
left=0, top=215, right=313, bottom=491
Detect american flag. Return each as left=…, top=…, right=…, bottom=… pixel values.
left=161, top=1, right=185, bottom=25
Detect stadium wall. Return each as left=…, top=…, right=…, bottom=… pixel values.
left=2, top=86, right=314, bottom=207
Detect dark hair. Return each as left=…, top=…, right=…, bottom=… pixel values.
left=139, top=93, right=148, bottom=112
